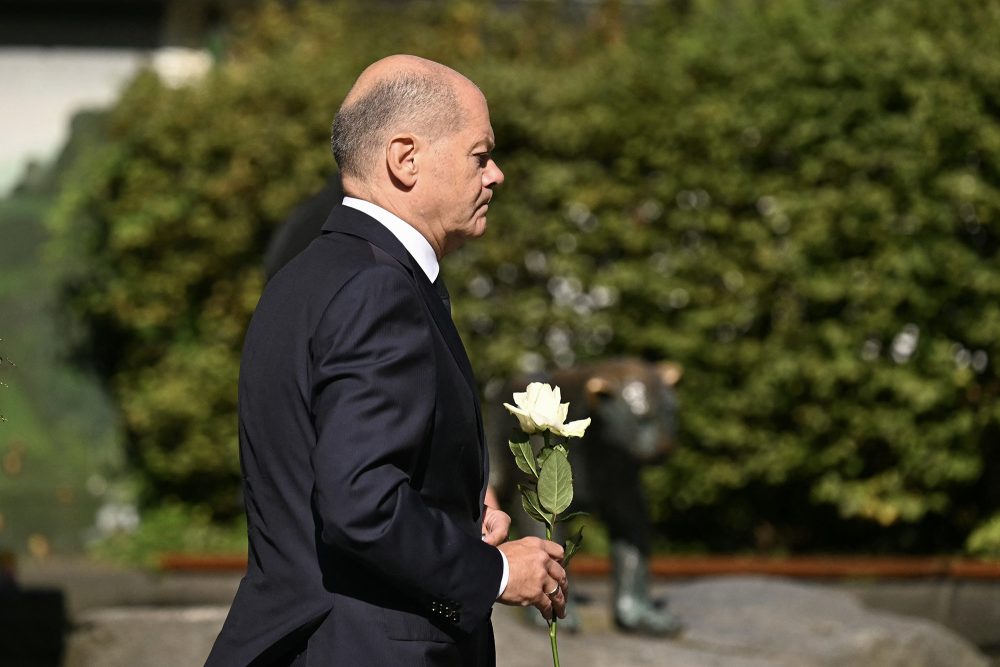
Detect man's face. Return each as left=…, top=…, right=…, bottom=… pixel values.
left=422, top=85, right=504, bottom=255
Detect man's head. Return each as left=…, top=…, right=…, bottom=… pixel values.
left=331, top=55, right=504, bottom=257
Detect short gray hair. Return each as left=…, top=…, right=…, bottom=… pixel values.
left=331, top=71, right=464, bottom=180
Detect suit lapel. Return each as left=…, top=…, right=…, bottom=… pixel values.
left=415, top=274, right=489, bottom=494
left=321, top=205, right=480, bottom=403
left=415, top=277, right=479, bottom=393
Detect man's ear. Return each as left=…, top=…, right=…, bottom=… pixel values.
left=386, top=134, right=418, bottom=188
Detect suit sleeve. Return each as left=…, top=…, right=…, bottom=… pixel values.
left=309, top=263, right=502, bottom=634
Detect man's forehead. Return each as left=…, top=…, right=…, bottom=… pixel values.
left=464, top=120, right=495, bottom=149
left=461, top=90, right=494, bottom=137
left=475, top=133, right=496, bottom=150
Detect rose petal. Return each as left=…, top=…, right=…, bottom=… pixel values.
left=557, top=418, right=591, bottom=439
left=512, top=391, right=528, bottom=409
left=503, top=403, right=539, bottom=434
left=556, top=401, right=569, bottom=425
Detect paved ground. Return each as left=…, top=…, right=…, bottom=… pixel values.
left=13, top=557, right=1000, bottom=667
left=22, top=558, right=683, bottom=666
left=493, top=592, right=715, bottom=667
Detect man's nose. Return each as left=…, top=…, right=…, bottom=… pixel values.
left=485, top=159, right=504, bottom=187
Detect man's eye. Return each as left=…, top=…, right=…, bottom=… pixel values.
left=475, top=153, right=491, bottom=167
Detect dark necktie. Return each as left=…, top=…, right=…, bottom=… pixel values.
left=433, top=275, right=451, bottom=314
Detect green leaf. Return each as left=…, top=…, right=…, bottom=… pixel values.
left=509, top=439, right=538, bottom=478
left=536, top=444, right=566, bottom=469
left=556, top=511, right=589, bottom=524
left=563, top=526, right=585, bottom=569
left=537, top=448, right=573, bottom=515
left=537, top=446, right=554, bottom=468
left=518, top=484, right=550, bottom=526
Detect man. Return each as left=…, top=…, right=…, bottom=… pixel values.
left=207, top=55, right=567, bottom=667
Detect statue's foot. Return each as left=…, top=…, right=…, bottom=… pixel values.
left=614, top=597, right=684, bottom=637
left=521, top=602, right=582, bottom=634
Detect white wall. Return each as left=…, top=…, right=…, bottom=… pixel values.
left=0, top=47, right=146, bottom=195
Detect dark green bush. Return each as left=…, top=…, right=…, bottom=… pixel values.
left=52, top=0, right=1000, bottom=554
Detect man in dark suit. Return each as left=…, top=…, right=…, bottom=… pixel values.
left=206, top=55, right=568, bottom=666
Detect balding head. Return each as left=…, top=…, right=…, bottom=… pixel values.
left=331, top=55, right=475, bottom=186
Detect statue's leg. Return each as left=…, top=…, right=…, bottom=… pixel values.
left=610, top=540, right=683, bottom=636
left=597, top=455, right=683, bottom=637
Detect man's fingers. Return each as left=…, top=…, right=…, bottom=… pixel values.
left=550, top=588, right=566, bottom=619
left=540, top=539, right=565, bottom=561
left=481, top=526, right=505, bottom=547
left=535, top=587, right=566, bottom=621
left=519, top=536, right=563, bottom=556
left=546, top=561, right=568, bottom=594
left=481, top=507, right=511, bottom=546
left=553, top=595, right=566, bottom=619
left=534, top=595, right=553, bottom=619
left=497, top=537, right=572, bottom=612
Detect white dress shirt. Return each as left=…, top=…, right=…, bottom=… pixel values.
left=341, top=197, right=510, bottom=600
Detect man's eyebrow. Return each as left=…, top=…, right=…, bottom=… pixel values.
left=471, top=136, right=495, bottom=152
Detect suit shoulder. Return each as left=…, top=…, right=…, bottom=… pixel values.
left=263, top=231, right=410, bottom=308
left=272, top=233, right=370, bottom=289
left=318, top=260, right=420, bottom=324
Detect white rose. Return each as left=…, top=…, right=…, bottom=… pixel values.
left=503, top=382, right=591, bottom=439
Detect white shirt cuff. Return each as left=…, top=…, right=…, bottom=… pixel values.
left=496, top=549, right=510, bottom=599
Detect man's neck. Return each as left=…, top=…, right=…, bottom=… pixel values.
left=341, top=196, right=440, bottom=283
left=343, top=179, right=444, bottom=259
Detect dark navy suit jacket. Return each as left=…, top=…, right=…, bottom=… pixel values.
left=206, top=205, right=503, bottom=666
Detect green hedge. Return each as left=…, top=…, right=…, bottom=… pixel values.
left=51, top=0, right=1000, bottom=554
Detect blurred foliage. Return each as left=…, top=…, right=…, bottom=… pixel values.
left=967, top=512, right=1000, bottom=557
left=0, top=339, right=8, bottom=423
left=50, top=0, right=1000, bottom=554
left=88, top=502, right=247, bottom=568
left=1, top=140, right=122, bottom=554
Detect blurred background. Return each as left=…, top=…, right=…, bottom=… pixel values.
left=1, top=0, right=998, bottom=593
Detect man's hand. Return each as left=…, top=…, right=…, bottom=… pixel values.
left=497, top=537, right=568, bottom=621
left=481, top=505, right=511, bottom=547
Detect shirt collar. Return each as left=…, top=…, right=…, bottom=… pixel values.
left=341, top=196, right=439, bottom=283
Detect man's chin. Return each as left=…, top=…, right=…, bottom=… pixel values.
left=444, top=218, right=488, bottom=255
left=465, top=216, right=488, bottom=239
